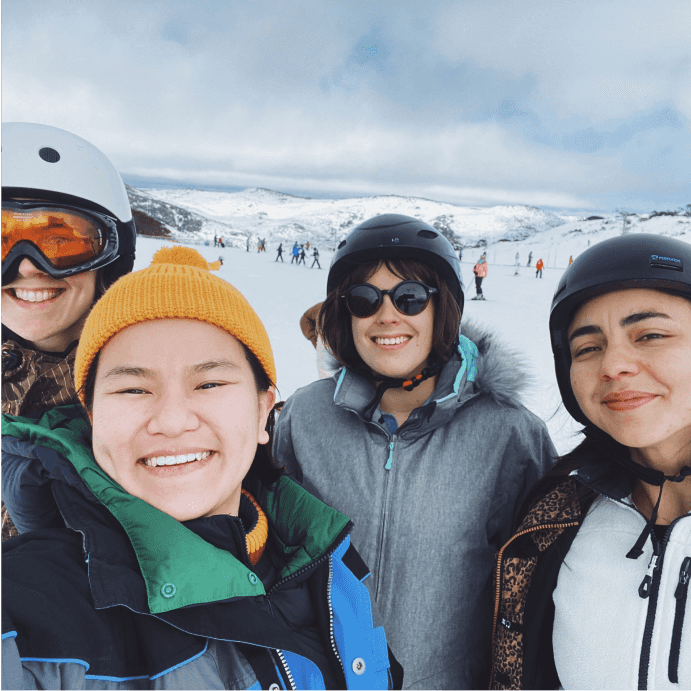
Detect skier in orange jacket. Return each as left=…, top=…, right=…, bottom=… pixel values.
left=472, top=253, right=488, bottom=299
left=535, top=258, right=544, bottom=278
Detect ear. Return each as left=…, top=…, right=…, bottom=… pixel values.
left=257, top=386, right=277, bottom=445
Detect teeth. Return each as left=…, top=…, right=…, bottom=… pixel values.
left=144, top=450, right=212, bottom=467
left=375, top=336, right=411, bottom=346
left=12, top=288, right=62, bottom=303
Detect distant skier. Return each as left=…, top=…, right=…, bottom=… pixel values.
left=514, top=252, right=520, bottom=276
left=298, top=245, right=307, bottom=265
left=291, top=242, right=300, bottom=264
left=275, top=243, right=284, bottom=262
left=535, top=258, right=544, bottom=278
left=246, top=236, right=251, bottom=252
left=311, top=247, right=321, bottom=269
left=527, top=251, right=532, bottom=267
left=213, top=235, right=218, bottom=247
left=472, top=253, right=488, bottom=300
left=458, top=247, right=463, bottom=262
left=218, top=236, right=225, bottom=248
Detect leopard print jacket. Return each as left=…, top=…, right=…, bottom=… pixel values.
left=489, top=476, right=584, bottom=690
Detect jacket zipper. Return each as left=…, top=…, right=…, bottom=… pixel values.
left=638, top=549, right=659, bottom=598
left=489, top=520, right=579, bottom=690
left=275, top=648, right=297, bottom=690
left=268, top=549, right=348, bottom=689
left=373, top=455, right=392, bottom=598
left=267, top=541, right=338, bottom=596
left=636, top=516, right=685, bottom=690
left=385, top=436, right=396, bottom=470
left=327, top=557, right=347, bottom=686
left=668, top=556, right=691, bottom=684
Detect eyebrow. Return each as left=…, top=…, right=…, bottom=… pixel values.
left=620, top=311, right=671, bottom=326
left=568, top=311, right=672, bottom=343
left=102, top=359, right=240, bottom=379
left=103, top=365, right=156, bottom=380
left=190, top=359, right=240, bottom=374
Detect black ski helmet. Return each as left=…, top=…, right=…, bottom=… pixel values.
left=2, top=122, right=136, bottom=290
left=327, top=214, right=464, bottom=313
left=550, top=233, right=691, bottom=426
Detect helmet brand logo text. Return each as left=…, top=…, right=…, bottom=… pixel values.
left=650, top=254, right=683, bottom=271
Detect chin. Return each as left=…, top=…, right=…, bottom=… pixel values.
left=365, top=355, right=425, bottom=379
left=603, top=426, right=658, bottom=451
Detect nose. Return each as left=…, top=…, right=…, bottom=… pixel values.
left=147, top=389, right=200, bottom=437
left=375, top=294, right=401, bottom=322
left=16, top=258, right=49, bottom=278
left=598, top=340, right=639, bottom=381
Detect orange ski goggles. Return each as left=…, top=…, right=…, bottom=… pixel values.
left=2, top=201, right=119, bottom=282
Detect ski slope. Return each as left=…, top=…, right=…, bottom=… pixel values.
left=133, top=236, right=581, bottom=455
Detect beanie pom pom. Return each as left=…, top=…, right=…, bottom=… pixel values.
left=152, top=246, right=210, bottom=270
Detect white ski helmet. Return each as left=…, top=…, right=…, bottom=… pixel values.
left=2, top=122, right=136, bottom=287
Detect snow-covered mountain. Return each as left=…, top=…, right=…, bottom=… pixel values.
left=127, top=185, right=691, bottom=266
left=126, top=185, right=247, bottom=247
left=133, top=186, right=573, bottom=249
left=486, top=206, right=691, bottom=269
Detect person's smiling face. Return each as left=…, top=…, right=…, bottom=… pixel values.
left=569, top=288, right=691, bottom=463
left=90, top=318, right=275, bottom=521
left=2, top=257, right=97, bottom=352
left=351, top=264, right=435, bottom=380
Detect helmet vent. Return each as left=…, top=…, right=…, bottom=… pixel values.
left=337, top=240, right=347, bottom=250
left=417, top=229, right=438, bottom=239
left=39, top=147, right=60, bottom=163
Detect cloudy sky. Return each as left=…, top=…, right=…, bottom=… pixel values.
left=3, top=0, right=690, bottom=211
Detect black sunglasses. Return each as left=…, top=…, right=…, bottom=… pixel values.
left=341, top=280, right=438, bottom=318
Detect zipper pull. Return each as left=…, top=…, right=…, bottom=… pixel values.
left=385, top=440, right=394, bottom=470
left=639, top=554, right=658, bottom=598
left=675, top=557, right=691, bottom=600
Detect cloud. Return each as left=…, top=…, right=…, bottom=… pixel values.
left=2, top=0, right=690, bottom=211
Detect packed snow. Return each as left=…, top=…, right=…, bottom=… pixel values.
left=128, top=189, right=691, bottom=457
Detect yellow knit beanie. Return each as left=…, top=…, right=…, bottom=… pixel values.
left=75, top=246, right=276, bottom=406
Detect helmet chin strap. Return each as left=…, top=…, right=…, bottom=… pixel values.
left=585, top=425, right=691, bottom=558
left=362, top=363, right=441, bottom=422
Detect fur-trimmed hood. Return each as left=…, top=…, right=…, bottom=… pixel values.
left=323, top=318, right=535, bottom=439
left=460, top=320, right=532, bottom=408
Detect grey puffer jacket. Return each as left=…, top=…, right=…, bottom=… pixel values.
left=273, top=322, right=557, bottom=689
